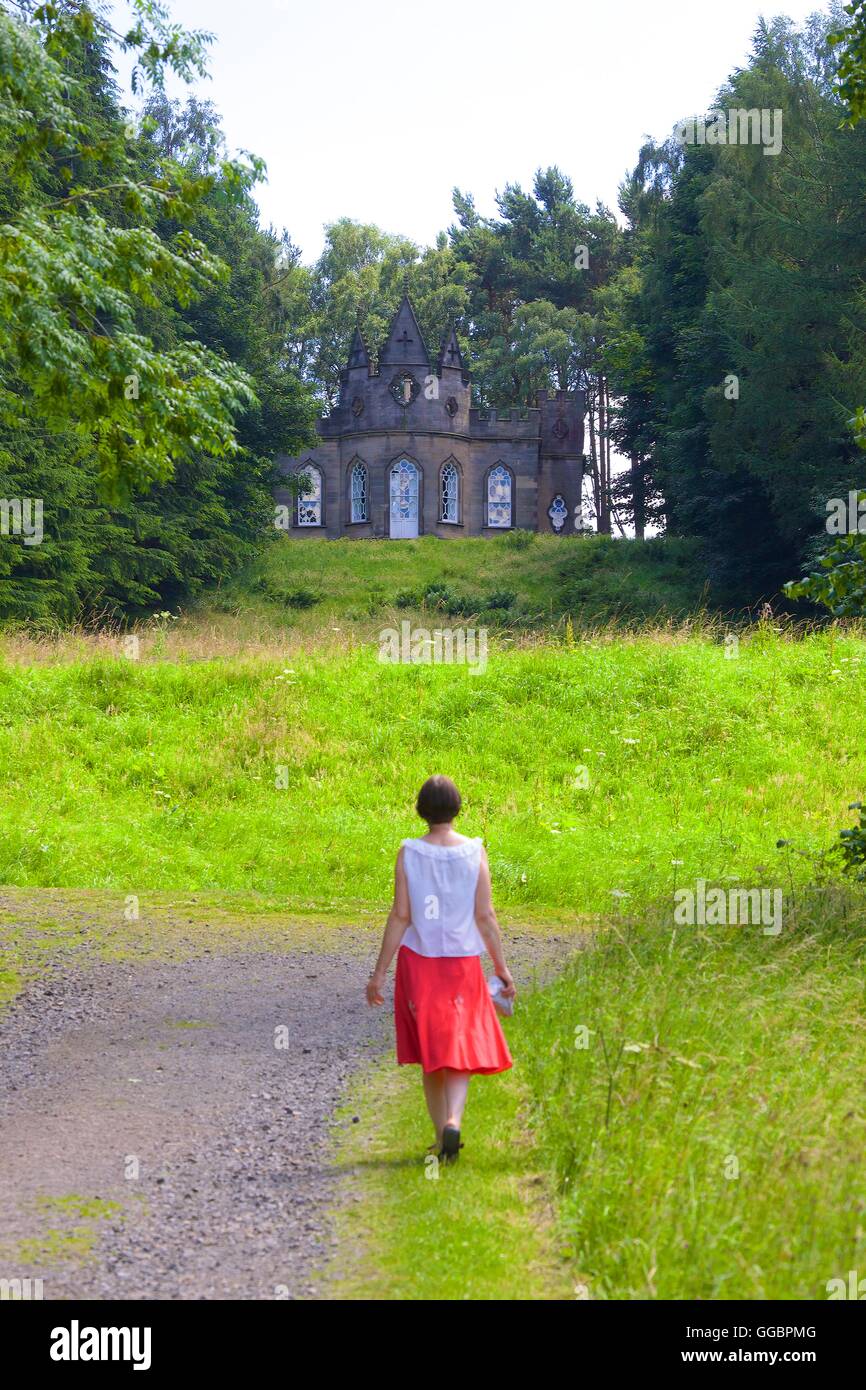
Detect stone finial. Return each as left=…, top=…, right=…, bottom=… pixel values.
left=346, top=324, right=370, bottom=372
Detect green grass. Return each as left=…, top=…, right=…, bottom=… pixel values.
left=214, top=532, right=712, bottom=628
left=2, top=1196, right=124, bottom=1269
left=0, top=626, right=864, bottom=915
left=0, top=966, right=20, bottom=1007
left=514, top=889, right=866, bottom=1299
left=2, top=571, right=866, bottom=1300
left=327, top=1056, right=572, bottom=1300
left=327, top=885, right=866, bottom=1301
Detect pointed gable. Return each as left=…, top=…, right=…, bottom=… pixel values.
left=438, top=325, right=465, bottom=374
left=378, top=295, right=430, bottom=369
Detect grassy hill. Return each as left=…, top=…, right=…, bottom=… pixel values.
left=207, top=532, right=714, bottom=631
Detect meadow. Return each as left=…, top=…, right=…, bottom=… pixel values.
left=0, top=614, right=862, bottom=916
left=2, top=534, right=865, bottom=1300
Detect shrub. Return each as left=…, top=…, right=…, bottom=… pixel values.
left=422, top=583, right=482, bottom=617
left=839, top=801, right=866, bottom=880
left=284, top=587, right=320, bottom=609
left=501, top=528, right=534, bottom=550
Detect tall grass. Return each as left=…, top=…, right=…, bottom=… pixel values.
left=516, top=889, right=866, bottom=1299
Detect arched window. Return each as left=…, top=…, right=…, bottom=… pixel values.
left=296, top=464, right=323, bottom=526
left=350, top=460, right=368, bottom=523
left=440, top=461, right=460, bottom=523
left=486, top=464, right=513, bottom=528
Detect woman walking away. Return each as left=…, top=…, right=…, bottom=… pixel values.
left=366, top=775, right=516, bottom=1163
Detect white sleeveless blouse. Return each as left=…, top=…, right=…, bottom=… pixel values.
left=399, top=837, right=487, bottom=958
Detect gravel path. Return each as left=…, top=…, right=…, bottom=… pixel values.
left=0, top=931, right=571, bottom=1300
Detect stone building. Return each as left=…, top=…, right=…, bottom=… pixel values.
left=274, top=295, right=585, bottom=538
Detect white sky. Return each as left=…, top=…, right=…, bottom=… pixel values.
left=112, top=0, right=827, bottom=263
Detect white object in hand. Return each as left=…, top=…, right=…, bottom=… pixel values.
left=488, top=974, right=514, bottom=1017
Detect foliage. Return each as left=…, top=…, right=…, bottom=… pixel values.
left=0, top=3, right=317, bottom=619
left=785, top=504, right=866, bottom=616
left=0, top=1, right=266, bottom=498
left=784, top=9, right=866, bottom=613
left=606, top=14, right=866, bottom=598
left=838, top=800, right=866, bottom=879
left=829, top=0, right=866, bottom=124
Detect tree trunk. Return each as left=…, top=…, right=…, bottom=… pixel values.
left=597, top=375, right=611, bottom=534
left=631, top=454, right=645, bottom=540
left=587, top=383, right=600, bottom=527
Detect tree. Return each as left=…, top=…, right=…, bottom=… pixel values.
left=786, top=2, right=866, bottom=613
left=0, top=6, right=318, bottom=620
left=0, top=1, right=265, bottom=501
left=607, top=14, right=866, bottom=599
left=301, top=221, right=471, bottom=408
left=829, top=0, right=866, bottom=123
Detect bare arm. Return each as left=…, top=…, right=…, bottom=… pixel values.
left=366, top=848, right=411, bottom=1006
left=474, top=847, right=516, bottom=999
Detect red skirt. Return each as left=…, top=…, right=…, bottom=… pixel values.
left=394, top=946, right=513, bottom=1075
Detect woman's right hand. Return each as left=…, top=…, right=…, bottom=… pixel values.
left=366, top=971, right=385, bottom=1006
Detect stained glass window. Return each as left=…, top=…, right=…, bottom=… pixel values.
left=487, top=464, right=512, bottom=528
left=296, top=464, right=322, bottom=526
left=440, top=461, right=459, bottom=522
left=350, top=460, right=368, bottom=522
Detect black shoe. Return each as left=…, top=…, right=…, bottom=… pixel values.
left=440, top=1124, right=461, bottom=1162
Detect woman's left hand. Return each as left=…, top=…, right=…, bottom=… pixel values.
left=366, top=972, right=385, bottom=1006
left=496, top=967, right=517, bottom=1000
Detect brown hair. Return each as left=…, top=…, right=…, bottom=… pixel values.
left=415, top=775, right=462, bottom=826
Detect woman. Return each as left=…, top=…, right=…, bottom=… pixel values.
left=366, top=775, right=516, bottom=1162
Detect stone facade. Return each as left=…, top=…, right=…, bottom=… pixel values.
left=274, top=296, right=585, bottom=539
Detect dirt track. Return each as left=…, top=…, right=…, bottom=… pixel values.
left=0, top=919, right=570, bottom=1299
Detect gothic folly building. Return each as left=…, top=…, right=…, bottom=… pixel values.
left=275, top=296, right=586, bottom=538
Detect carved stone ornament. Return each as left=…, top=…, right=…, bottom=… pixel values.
left=548, top=494, right=568, bottom=532
left=389, top=372, right=421, bottom=407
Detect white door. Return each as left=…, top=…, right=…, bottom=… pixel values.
left=389, top=459, right=420, bottom=538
